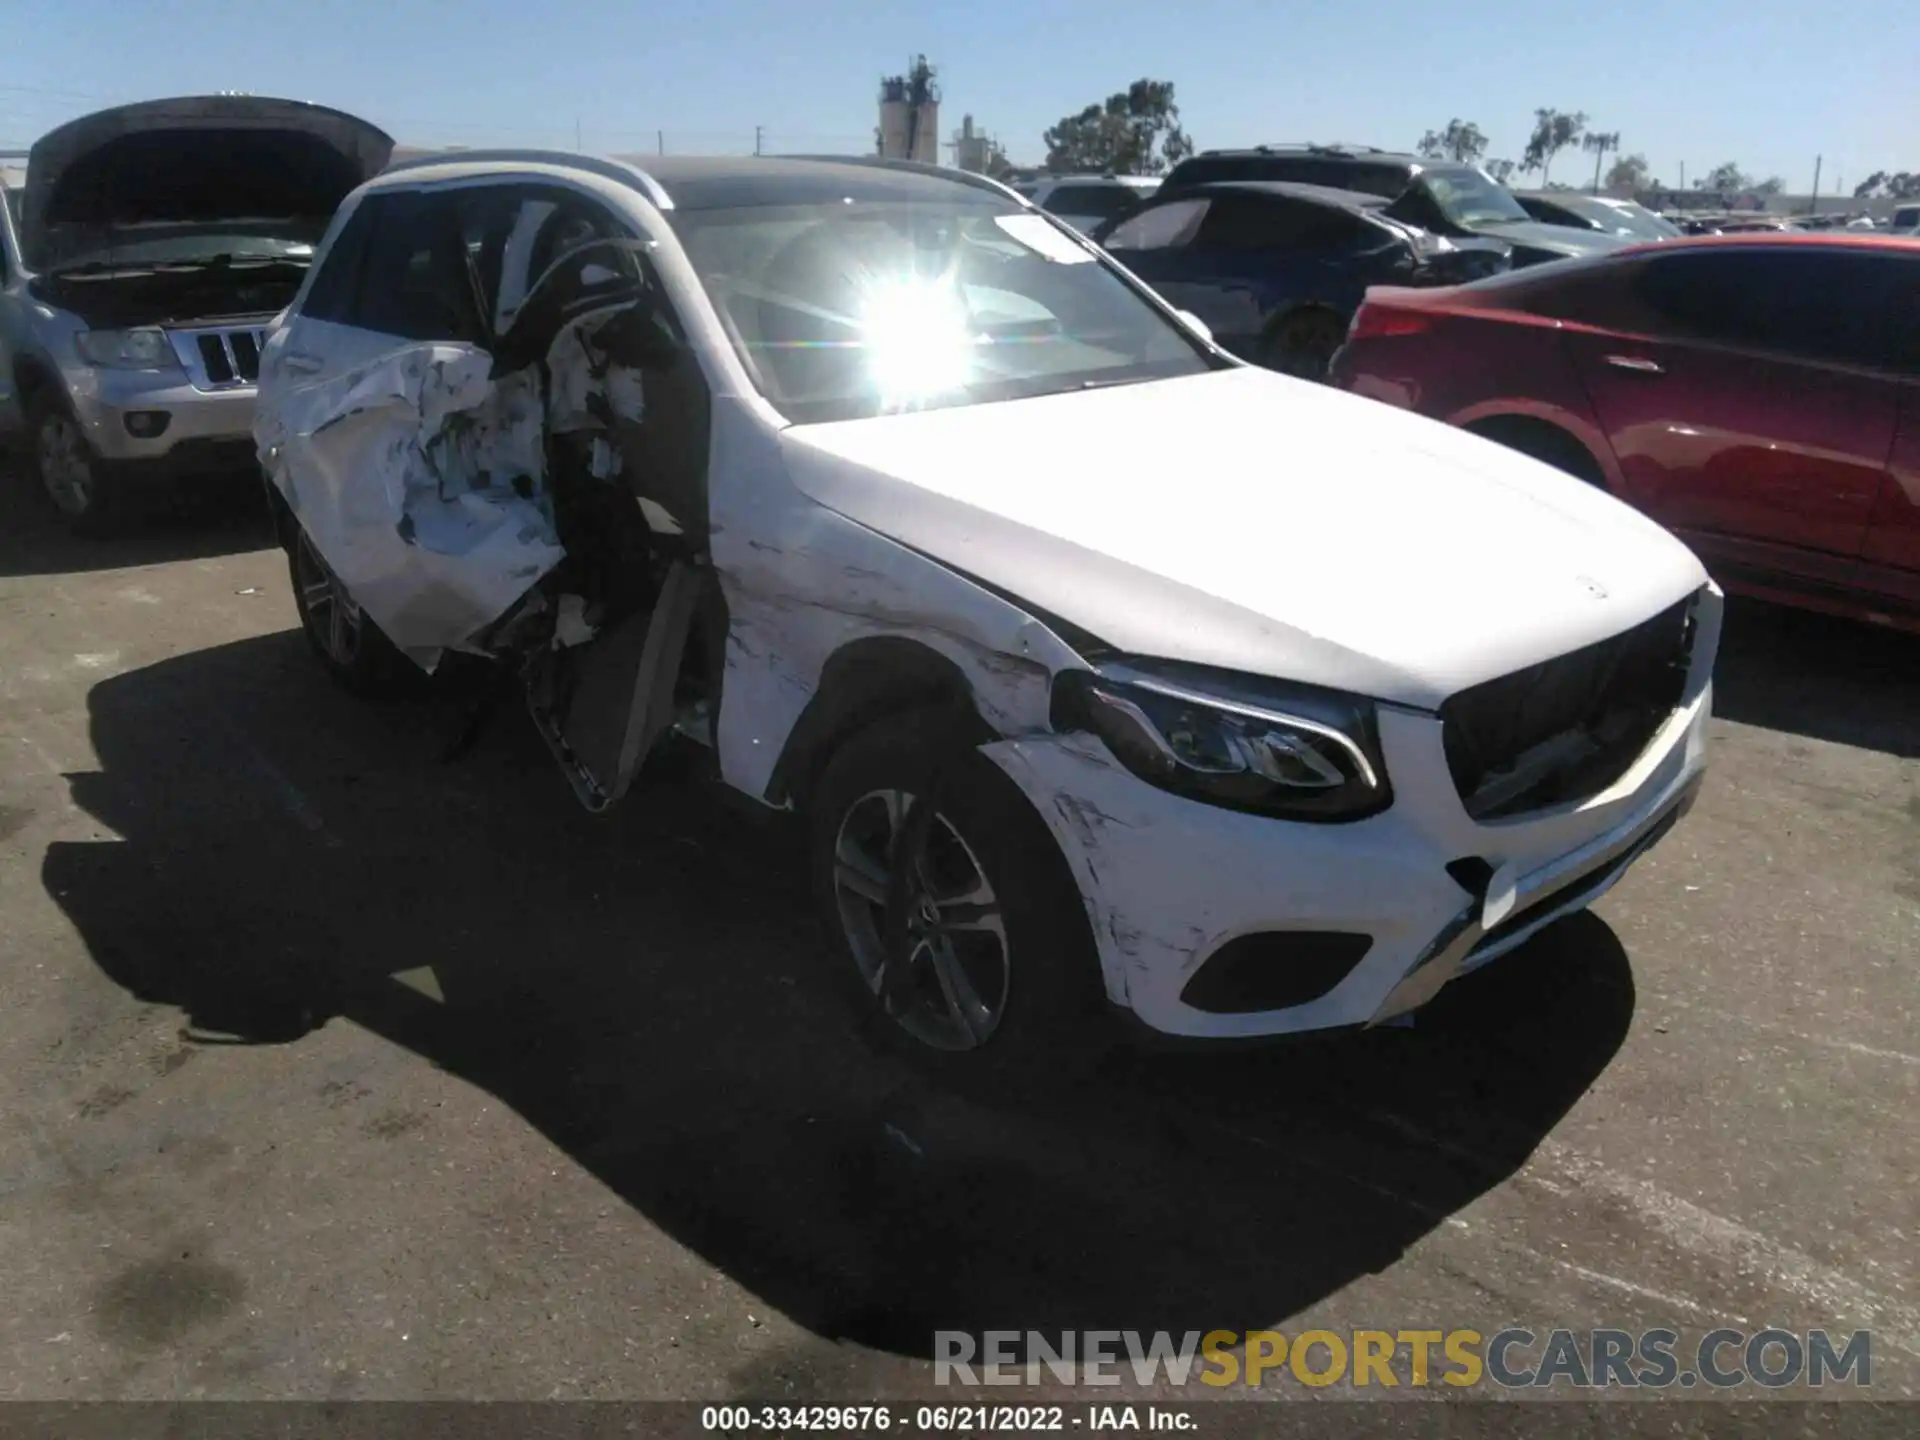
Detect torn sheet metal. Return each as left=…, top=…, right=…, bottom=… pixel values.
left=258, top=293, right=652, bottom=671
left=260, top=342, right=562, bottom=670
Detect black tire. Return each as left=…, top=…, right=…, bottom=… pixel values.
left=29, top=392, right=127, bottom=534
left=286, top=523, right=421, bottom=698
left=1260, top=308, right=1348, bottom=383
left=807, top=707, right=1106, bottom=1077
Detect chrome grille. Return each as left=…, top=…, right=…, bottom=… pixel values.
left=170, top=325, right=270, bottom=391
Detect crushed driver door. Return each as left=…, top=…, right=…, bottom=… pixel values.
left=262, top=179, right=713, bottom=815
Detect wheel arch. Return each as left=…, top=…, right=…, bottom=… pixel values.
left=14, top=352, right=62, bottom=410
left=1261, top=299, right=1348, bottom=341
left=1459, top=409, right=1614, bottom=489
left=767, top=634, right=996, bottom=813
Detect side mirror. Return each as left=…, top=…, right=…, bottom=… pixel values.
left=1175, top=309, right=1214, bottom=346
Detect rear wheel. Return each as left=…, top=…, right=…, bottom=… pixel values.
left=1260, top=308, right=1348, bottom=383
left=1469, top=418, right=1607, bottom=487
left=288, top=525, right=419, bottom=697
left=808, top=709, right=1105, bottom=1076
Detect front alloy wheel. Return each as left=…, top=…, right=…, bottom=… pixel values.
left=36, top=409, right=96, bottom=517
left=833, top=787, right=1011, bottom=1051
left=808, top=708, right=1104, bottom=1072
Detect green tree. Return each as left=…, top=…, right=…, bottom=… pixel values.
left=1854, top=170, right=1920, bottom=199
left=1521, top=108, right=1588, bottom=186
left=1695, top=162, right=1751, bottom=193
left=1581, top=130, right=1621, bottom=192
left=1043, top=80, right=1193, bottom=175
left=1417, top=119, right=1489, bottom=164
left=1605, top=152, right=1651, bottom=194
left=1755, top=176, right=1785, bottom=196
left=1485, top=158, right=1517, bottom=184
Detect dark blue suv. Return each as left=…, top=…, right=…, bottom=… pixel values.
left=1091, top=181, right=1509, bottom=380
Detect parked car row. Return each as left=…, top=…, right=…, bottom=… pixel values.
left=1329, top=233, right=1920, bottom=634
left=1092, top=180, right=1510, bottom=378
left=1011, top=144, right=1920, bottom=638
left=1, top=95, right=1722, bottom=1072
left=1012, top=144, right=1665, bottom=383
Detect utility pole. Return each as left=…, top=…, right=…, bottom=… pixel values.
left=754, top=124, right=764, bottom=156
left=657, top=129, right=664, bottom=156
left=1679, top=160, right=1685, bottom=191
left=1810, top=155, right=1821, bottom=215
left=575, top=118, right=582, bottom=149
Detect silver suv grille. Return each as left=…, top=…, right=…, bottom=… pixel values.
left=169, top=325, right=268, bottom=391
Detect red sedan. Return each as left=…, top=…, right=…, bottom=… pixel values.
left=1329, top=233, right=1920, bottom=632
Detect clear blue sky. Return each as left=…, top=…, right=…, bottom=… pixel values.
left=3, top=0, right=1913, bottom=192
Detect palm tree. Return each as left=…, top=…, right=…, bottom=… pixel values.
left=1582, top=131, right=1621, bottom=193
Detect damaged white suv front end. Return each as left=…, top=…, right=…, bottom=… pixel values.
left=255, top=152, right=1717, bottom=1063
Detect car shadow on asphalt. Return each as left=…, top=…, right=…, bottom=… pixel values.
left=45, top=631, right=1637, bottom=1362
left=0, top=454, right=274, bottom=579
left=1711, top=597, right=1920, bottom=759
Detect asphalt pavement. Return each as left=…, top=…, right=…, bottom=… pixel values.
left=0, top=466, right=1914, bottom=1407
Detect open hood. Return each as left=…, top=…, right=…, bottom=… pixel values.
left=20, top=95, right=393, bottom=273
left=779, top=367, right=1708, bottom=711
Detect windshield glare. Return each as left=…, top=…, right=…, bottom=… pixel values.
left=1423, top=168, right=1531, bottom=226
left=670, top=198, right=1213, bottom=424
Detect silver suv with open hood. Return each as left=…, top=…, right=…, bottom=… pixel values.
left=0, top=95, right=392, bottom=531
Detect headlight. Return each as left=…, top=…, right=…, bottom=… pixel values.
left=74, top=328, right=181, bottom=371
left=1050, top=661, right=1391, bottom=822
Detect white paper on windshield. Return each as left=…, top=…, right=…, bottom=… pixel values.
left=993, top=213, right=1096, bottom=264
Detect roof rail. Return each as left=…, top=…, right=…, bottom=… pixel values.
left=380, top=147, right=675, bottom=210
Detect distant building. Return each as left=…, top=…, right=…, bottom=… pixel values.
left=877, top=56, right=939, bottom=163
left=953, top=115, right=989, bottom=173
left=1637, top=185, right=1900, bottom=222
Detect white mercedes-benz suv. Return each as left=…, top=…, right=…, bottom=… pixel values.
left=253, top=151, right=1717, bottom=1065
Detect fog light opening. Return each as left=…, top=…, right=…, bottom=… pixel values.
left=124, top=410, right=171, bottom=438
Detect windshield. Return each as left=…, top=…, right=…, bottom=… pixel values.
left=1421, top=168, right=1531, bottom=227
left=670, top=196, right=1214, bottom=424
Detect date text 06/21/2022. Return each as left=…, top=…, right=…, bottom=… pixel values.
left=700, top=1405, right=1191, bottom=1431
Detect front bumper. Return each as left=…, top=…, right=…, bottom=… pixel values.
left=64, top=366, right=259, bottom=472
left=983, top=588, right=1720, bottom=1040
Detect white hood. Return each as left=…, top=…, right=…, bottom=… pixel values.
left=779, top=367, right=1708, bottom=709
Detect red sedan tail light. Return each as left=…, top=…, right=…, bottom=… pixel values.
left=1347, top=303, right=1434, bottom=342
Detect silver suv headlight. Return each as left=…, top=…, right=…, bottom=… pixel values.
left=75, top=328, right=182, bottom=372
left=1050, top=659, right=1392, bottom=823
